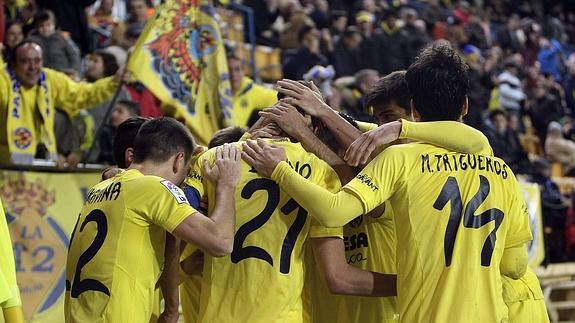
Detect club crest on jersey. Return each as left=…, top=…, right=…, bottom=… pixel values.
left=0, top=173, right=66, bottom=320
left=161, top=180, right=189, bottom=204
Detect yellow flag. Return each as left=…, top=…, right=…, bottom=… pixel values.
left=128, top=0, right=233, bottom=145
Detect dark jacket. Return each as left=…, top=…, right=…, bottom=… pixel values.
left=29, top=33, right=81, bottom=73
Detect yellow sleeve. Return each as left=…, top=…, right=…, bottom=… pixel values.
left=309, top=161, right=343, bottom=238
left=77, top=112, right=95, bottom=153
left=271, top=161, right=363, bottom=227
left=46, top=69, right=117, bottom=117
left=137, top=178, right=199, bottom=233
left=0, top=201, right=21, bottom=309
left=356, top=121, right=378, bottom=133
left=504, top=177, right=534, bottom=248
left=344, top=146, right=403, bottom=214
left=400, top=119, right=494, bottom=156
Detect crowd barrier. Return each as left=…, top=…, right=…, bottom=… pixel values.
left=0, top=167, right=546, bottom=322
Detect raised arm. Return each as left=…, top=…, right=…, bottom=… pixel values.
left=276, top=79, right=363, bottom=149
left=173, top=144, right=240, bottom=257
left=258, top=102, right=356, bottom=183
left=345, top=119, right=493, bottom=166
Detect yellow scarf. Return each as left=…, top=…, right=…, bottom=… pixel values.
left=6, top=68, right=57, bottom=164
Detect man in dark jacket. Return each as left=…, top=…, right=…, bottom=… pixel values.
left=331, top=26, right=363, bottom=77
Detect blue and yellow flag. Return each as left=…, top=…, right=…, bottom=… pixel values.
left=128, top=0, right=233, bottom=145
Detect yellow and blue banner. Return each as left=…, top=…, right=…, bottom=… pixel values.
left=0, top=170, right=100, bottom=322
left=519, top=181, right=545, bottom=268
left=128, top=0, right=233, bottom=145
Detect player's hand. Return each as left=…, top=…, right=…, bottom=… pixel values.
left=258, top=101, right=309, bottom=141
left=241, top=139, right=286, bottom=178
left=251, top=122, right=283, bottom=139
left=344, top=121, right=402, bottom=167
left=276, top=79, right=330, bottom=117
left=203, top=143, right=241, bottom=187
left=157, top=310, right=179, bottom=323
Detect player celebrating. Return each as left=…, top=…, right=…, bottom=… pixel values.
left=243, top=42, right=533, bottom=322
left=64, top=118, right=240, bottom=323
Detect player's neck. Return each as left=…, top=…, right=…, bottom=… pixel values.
left=129, top=161, right=175, bottom=182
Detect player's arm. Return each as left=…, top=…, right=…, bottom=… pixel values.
left=157, top=234, right=180, bottom=323
left=312, top=237, right=397, bottom=296
left=242, top=139, right=367, bottom=227
left=276, top=79, right=363, bottom=149
left=259, top=102, right=356, bottom=183
left=345, top=119, right=493, bottom=166
left=500, top=178, right=534, bottom=280
left=500, top=244, right=528, bottom=280
left=172, top=144, right=240, bottom=257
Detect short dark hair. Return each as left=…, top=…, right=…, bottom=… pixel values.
left=34, top=9, right=56, bottom=26
left=208, top=126, right=246, bottom=148
left=342, top=26, right=360, bottom=38
left=113, top=116, right=148, bottom=168
left=365, top=70, right=410, bottom=113
left=488, top=109, right=507, bottom=122
left=132, top=117, right=196, bottom=164
left=116, top=99, right=140, bottom=116
left=405, top=42, right=469, bottom=121
left=94, top=50, right=119, bottom=77
left=298, top=25, right=315, bottom=43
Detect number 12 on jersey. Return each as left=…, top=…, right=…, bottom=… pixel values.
left=433, top=175, right=504, bottom=267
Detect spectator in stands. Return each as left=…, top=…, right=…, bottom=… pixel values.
left=89, top=0, right=117, bottom=48
left=0, top=41, right=120, bottom=164
left=228, top=53, right=277, bottom=127
left=36, top=0, right=97, bottom=55
left=355, top=11, right=378, bottom=70
left=529, top=158, right=569, bottom=263
left=545, top=121, right=575, bottom=175
left=29, top=10, right=81, bottom=76
left=54, top=109, right=94, bottom=169
left=328, top=10, right=347, bottom=43
left=98, top=99, right=140, bottom=164
left=401, top=8, right=431, bottom=66
left=538, top=37, right=565, bottom=82
left=339, top=69, right=378, bottom=122
left=497, top=61, right=526, bottom=113
left=496, top=14, right=524, bottom=55
left=485, top=109, right=530, bottom=174
left=1, top=21, right=23, bottom=62
left=279, top=9, right=314, bottom=50
left=529, top=82, right=564, bottom=141
left=309, top=0, right=329, bottom=30
left=331, top=26, right=362, bottom=77
left=376, top=10, right=406, bottom=75
left=244, top=0, right=280, bottom=47
left=111, top=0, right=150, bottom=47
left=84, top=50, right=123, bottom=128
left=282, top=25, right=328, bottom=80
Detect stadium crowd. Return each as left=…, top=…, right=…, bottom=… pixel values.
left=1, top=0, right=575, bottom=322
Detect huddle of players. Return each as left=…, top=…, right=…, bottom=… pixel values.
left=64, top=41, right=549, bottom=323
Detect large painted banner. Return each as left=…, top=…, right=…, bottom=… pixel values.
left=0, top=170, right=99, bottom=322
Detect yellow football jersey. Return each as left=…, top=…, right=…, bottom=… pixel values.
left=304, top=202, right=399, bottom=323
left=233, top=77, right=277, bottom=127
left=337, top=203, right=399, bottom=322
left=345, top=143, right=533, bottom=323
left=65, top=169, right=196, bottom=323
left=185, top=139, right=341, bottom=323
left=503, top=267, right=549, bottom=323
